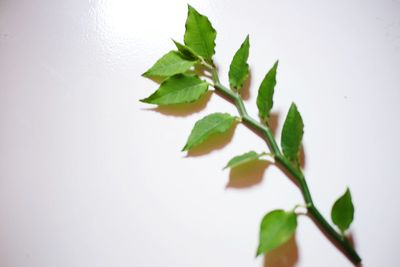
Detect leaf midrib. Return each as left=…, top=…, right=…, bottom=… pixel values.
left=155, top=59, right=196, bottom=74
left=157, top=81, right=206, bottom=101
left=192, top=10, right=211, bottom=60
left=192, top=116, right=232, bottom=143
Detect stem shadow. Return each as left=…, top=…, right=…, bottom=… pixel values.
left=263, top=235, right=299, bottom=267
left=225, top=160, right=270, bottom=189
left=193, top=65, right=213, bottom=80
left=346, top=233, right=362, bottom=267
left=307, top=215, right=360, bottom=266
left=275, top=164, right=301, bottom=192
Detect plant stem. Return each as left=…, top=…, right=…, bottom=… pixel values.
left=211, top=69, right=361, bottom=265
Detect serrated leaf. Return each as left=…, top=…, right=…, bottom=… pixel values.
left=224, top=151, right=262, bottom=169
left=331, top=188, right=354, bottom=233
left=142, top=51, right=198, bottom=78
left=184, top=5, right=216, bottom=61
left=172, top=40, right=201, bottom=61
left=256, top=210, right=297, bottom=256
left=281, top=103, right=304, bottom=162
left=140, top=74, right=208, bottom=105
left=229, top=35, right=250, bottom=90
left=257, top=61, right=278, bottom=120
left=182, top=113, right=235, bottom=151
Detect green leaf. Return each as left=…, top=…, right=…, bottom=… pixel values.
left=182, top=113, right=235, bottom=151
left=281, top=103, right=304, bottom=162
left=224, top=151, right=262, bottom=169
left=142, top=51, right=198, bottom=78
left=140, top=74, right=208, bottom=105
left=256, top=61, right=278, bottom=121
left=184, top=5, right=216, bottom=61
left=331, top=188, right=354, bottom=233
left=172, top=40, right=201, bottom=61
left=229, top=35, right=250, bottom=90
left=256, top=210, right=297, bottom=256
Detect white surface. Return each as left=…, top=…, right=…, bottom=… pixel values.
left=1, top=0, right=399, bottom=266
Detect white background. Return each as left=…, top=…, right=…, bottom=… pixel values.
left=1, top=0, right=399, bottom=266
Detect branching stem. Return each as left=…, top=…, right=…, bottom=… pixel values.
left=210, top=68, right=361, bottom=265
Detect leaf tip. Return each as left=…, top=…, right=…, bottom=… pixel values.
left=273, top=60, right=279, bottom=69
left=255, top=246, right=263, bottom=258
left=187, top=3, right=195, bottom=12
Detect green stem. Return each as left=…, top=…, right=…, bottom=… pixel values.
left=211, top=69, right=361, bottom=265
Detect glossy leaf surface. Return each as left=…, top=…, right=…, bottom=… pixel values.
left=143, top=51, right=197, bottom=78
left=257, top=61, right=278, bottom=120
left=331, top=188, right=354, bottom=233
left=184, top=5, right=216, bottom=61
left=224, top=151, right=262, bottom=169
left=257, top=210, right=297, bottom=256
left=183, top=113, right=235, bottom=151
left=281, top=103, right=304, bottom=162
left=140, top=74, right=208, bottom=105
left=229, top=35, right=250, bottom=90
left=172, top=40, right=200, bottom=60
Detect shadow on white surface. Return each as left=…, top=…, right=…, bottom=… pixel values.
left=240, top=71, right=252, bottom=100
left=268, top=112, right=280, bottom=137
left=298, top=144, right=306, bottom=169
left=307, top=215, right=360, bottom=266
left=263, top=235, right=299, bottom=267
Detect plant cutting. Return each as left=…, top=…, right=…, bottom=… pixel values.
left=140, top=4, right=361, bottom=265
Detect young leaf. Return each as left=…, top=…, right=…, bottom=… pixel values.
left=142, top=51, right=198, bottom=78
left=281, top=103, right=304, bottom=162
left=256, top=210, right=297, bottom=256
left=184, top=5, right=216, bottom=61
left=172, top=40, right=201, bottom=61
left=256, top=61, right=278, bottom=121
left=224, top=151, right=262, bottom=169
left=182, top=113, right=235, bottom=151
left=331, top=188, right=354, bottom=233
left=140, top=74, right=208, bottom=105
left=229, top=35, right=250, bottom=90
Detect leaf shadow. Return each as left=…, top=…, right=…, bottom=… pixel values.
left=346, top=232, right=356, bottom=248
left=143, top=75, right=165, bottom=84
left=240, top=71, right=252, bottom=100
left=263, top=235, right=299, bottom=267
left=185, top=122, right=237, bottom=157
left=299, top=144, right=306, bottom=169
left=143, top=91, right=212, bottom=117
left=268, top=112, right=279, bottom=137
left=225, top=160, right=270, bottom=189
left=193, top=65, right=213, bottom=80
